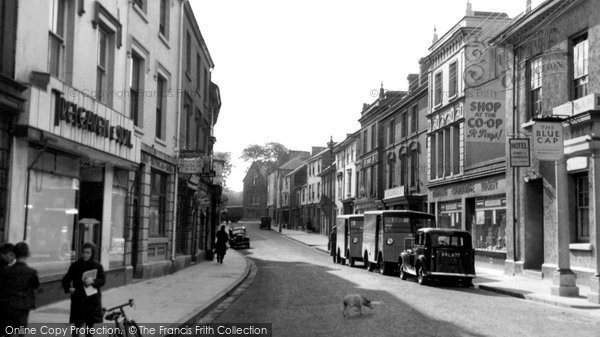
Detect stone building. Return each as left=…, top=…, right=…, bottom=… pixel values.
left=491, top=0, right=600, bottom=302
left=242, top=161, right=270, bottom=219
left=423, top=5, right=511, bottom=266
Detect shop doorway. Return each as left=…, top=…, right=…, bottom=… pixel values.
left=76, top=166, right=104, bottom=258
left=524, top=179, right=544, bottom=270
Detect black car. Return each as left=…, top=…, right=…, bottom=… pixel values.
left=399, top=228, right=476, bottom=286
left=229, top=226, right=250, bottom=249
left=260, top=216, right=272, bottom=230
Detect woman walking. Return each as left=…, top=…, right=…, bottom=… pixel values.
left=61, top=242, right=105, bottom=337
left=215, top=225, right=229, bottom=264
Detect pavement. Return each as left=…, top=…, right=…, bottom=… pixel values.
left=29, top=248, right=250, bottom=333
left=270, top=224, right=600, bottom=312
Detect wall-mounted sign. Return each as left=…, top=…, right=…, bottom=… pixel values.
left=466, top=99, right=505, bottom=143
left=178, top=157, right=203, bottom=174
left=509, top=138, right=531, bottom=167
left=533, top=121, right=563, bottom=161
left=54, top=93, right=133, bottom=148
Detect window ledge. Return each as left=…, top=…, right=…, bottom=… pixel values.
left=132, top=4, right=148, bottom=23
left=154, top=137, right=167, bottom=147
left=158, top=32, right=170, bottom=49
left=569, top=243, right=592, bottom=251
left=134, top=125, right=144, bottom=136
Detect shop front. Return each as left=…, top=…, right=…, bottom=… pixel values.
left=428, top=174, right=507, bottom=264
left=8, top=80, right=140, bottom=305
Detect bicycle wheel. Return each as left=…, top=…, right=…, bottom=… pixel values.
left=124, top=320, right=143, bottom=337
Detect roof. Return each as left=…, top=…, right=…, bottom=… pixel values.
left=308, top=147, right=332, bottom=162
left=418, top=228, right=470, bottom=235
left=242, top=161, right=270, bottom=181
left=286, top=163, right=307, bottom=177
left=278, top=153, right=311, bottom=170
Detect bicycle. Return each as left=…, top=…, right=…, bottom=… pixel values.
left=103, top=299, right=142, bottom=337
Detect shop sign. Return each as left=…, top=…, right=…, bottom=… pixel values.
left=178, top=157, right=203, bottom=174
left=466, top=99, right=505, bottom=143
left=533, top=121, right=563, bottom=160
left=54, top=94, right=133, bottom=148
left=509, top=138, right=531, bottom=167
left=141, top=153, right=175, bottom=173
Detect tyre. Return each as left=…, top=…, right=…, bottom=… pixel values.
left=367, top=261, right=375, bottom=272
left=363, top=253, right=370, bottom=269
left=349, top=253, right=355, bottom=267
left=340, top=257, right=346, bottom=265
left=399, top=262, right=407, bottom=280
left=379, top=256, right=389, bottom=275
left=333, top=254, right=337, bottom=264
left=417, top=265, right=427, bottom=285
left=124, top=320, right=142, bottom=337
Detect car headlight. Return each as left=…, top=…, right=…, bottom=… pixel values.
left=352, top=237, right=359, bottom=244
left=386, top=238, right=394, bottom=245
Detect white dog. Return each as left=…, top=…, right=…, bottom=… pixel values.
left=342, top=294, right=374, bottom=317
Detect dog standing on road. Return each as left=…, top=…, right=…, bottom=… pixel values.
left=342, top=294, right=373, bottom=317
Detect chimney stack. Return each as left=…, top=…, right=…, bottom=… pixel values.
left=526, top=0, right=532, bottom=12
left=466, top=0, right=474, bottom=16
left=432, top=26, right=439, bottom=44
left=407, top=74, right=419, bottom=92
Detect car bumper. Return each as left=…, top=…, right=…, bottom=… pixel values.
left=426, top=272, right=477, bottom=278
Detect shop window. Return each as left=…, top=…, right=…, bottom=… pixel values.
left=25, top=149, right=79, bottom=277
left=473, top=197, right=506, bottom=252
left=109, top=171, right=127, bottom=268
left=149, top=170, right=167, bottom=237
left=575, top=174, right=589, bottom=242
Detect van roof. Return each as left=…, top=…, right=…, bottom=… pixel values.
left=418, top=228, right=470, bottom=235
left=336, top=214, right=364, bottom=219
left=363, top=210, right=434, bottom=217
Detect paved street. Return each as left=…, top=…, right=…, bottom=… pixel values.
left=211, top=221, right=600, bottom=337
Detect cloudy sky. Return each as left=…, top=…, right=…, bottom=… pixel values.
left=190, top=0, right=544, bottom=192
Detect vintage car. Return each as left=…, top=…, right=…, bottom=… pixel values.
left=399, top=228, right=476, bottom=286
left=260, top=216, right=272, bottom=230
left=229, top=226, right=250, bottom=249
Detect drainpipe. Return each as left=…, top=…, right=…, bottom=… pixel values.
left=511, top=46, right=518, bottom=266
left=171, top=0, right=187, bottom=263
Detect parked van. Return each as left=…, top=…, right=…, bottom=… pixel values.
left=332, top=214, right=364, bottom=267
left=362, top=210, right=435, bottom=275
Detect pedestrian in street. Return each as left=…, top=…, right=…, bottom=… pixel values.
left=0, top=242, right=40, bottom=336
left=61, top=242, right=105, bottom=337
left=215, top=225, right=229, bottom=264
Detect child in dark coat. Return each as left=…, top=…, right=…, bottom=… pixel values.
left=61, top=242, right=105, bottom=337
left=0, top=242, right=40, bottom=334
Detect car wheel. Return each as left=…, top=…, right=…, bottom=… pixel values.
left=340, top=258, right=346, bottom=266
left=367, top=260, right=375, bottom=272
left=363, top=253, right=369, bottom=269
left=399, top=263, right=408, bottom=280
left=333, top=254, right=337, bottom=264
left=417, top=265, right=427, bottom=285
left=349, top=255, right=355, bottom=268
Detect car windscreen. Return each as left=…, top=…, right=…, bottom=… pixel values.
left=431, top=234, right=469, bottom=248
left=383, top=215, right=411, bottom=233
left=231, top=229, right=245, bottom=235
left=349, top=218, right=363, bottom=233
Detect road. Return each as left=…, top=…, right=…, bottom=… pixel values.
left=211, top=221, right=600, bottom=337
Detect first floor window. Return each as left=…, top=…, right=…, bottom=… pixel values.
left=430, top=134, right=437, bottom=180
left=149, top=170, right=167, bottom=237
left=156, top=75, right=166, bottom=139
left=529, top=57, right=543, bottom=118
left=575, top=173, right=589, bottom=242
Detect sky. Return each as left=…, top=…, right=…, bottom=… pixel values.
left=190, top=0, right=544, bottom=192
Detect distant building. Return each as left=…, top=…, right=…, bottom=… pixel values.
left=319, top=141, right=337, bottom=235
left=242, top=161, right=270, bottom=219
left=267, top=151, right=311, bottom=226
left=307, top=146, right=332, bottom=233
left=333, top=132, right=360, bottom=215
left=287, top=163, right=308, bottom=229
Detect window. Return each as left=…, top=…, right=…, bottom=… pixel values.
left=529, top=57, right=543, bottom=118
left=130, top=52, right=143, bottom=126
left=196, top=54, right=202, bottom=91
left=402, top=111, right=408, bottom=138
left=96, top=26, right=112, bottom=105
left=195, top=110, right=202, bottom=150
left=149, top=170, right=167, bottom=237
left=399, top=153, right=407, bottom=186
left=388, top=118, right=395, bottom=145
left=452, top=125, right=460, bottom=175
left=159, top=0, right=169, bottom=38
left=204, top=68, right=209, bottom=103
left=437, top=132, right=443, bottom=178
left=576, top=174, right=589, bottom=242
left=572, top=33, right=588, bottom=100
left=337, top=174, right=343, bottom=200
left=184, top=97, right=192, bottom=149
left=411, top=105, right=418, bottom=133
left=369, top=167, right=376, bottom=197
left=317, top=182, right=321, bottom=198
left=49, top=0, right=67, bottom=78
left=449, top=61, right=457, bottom=97
left=251, top=173, right=258, bottom=186
left=347, top=171, right=352, bottom=197
left=133, top=0, right=144, bottom=10
left=430, top=134, right=437, bottom=180
left=186, top=31, right=191, bottom=75
left=363, top=130, right=368, bottom=153
left=156, top=75, right=166, bottom=139
left=371, top=124, right=376, bottom=149
left=434, top=71, right=443, bottom=106
left=410, top=151, right=418, bottom=187
left=388, top=159, right=395, bottom=189
left=444, top=129, right=451, bottom=176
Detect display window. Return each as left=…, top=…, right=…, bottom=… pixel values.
left=473, top=196, right=506, bottom=252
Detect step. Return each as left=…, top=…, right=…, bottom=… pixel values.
left=523, top=269, right=544, bottom=280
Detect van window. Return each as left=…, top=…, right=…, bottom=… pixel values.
left=349, top=218, right=364, bottom=233
left=412, top=217, right=435, bottom=231
left=383, top=215, right=411, bottom=233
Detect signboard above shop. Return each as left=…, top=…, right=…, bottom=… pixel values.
left=533, top=121, right=564, bottom=161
